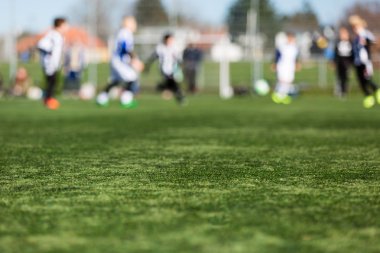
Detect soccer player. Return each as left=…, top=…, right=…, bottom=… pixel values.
left=96, top=16, right=144, bottom=108
left=145, top=33, right=186, bottom=105
left=37, top=17, right=69, bottom=110
left=272, top=32, right=300, bottom=105
left=334, top=27, right=353, bottom=98
left=349, top=15, right=380, bottom=109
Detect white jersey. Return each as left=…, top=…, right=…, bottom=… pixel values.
left=38, top=30, right=64, bottom=76
left=275, top=43, right=299, bottom=83
left=154, top=44, right=181, bottom=76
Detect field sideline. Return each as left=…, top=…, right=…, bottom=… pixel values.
left=0, top=95, right=379, bottom=253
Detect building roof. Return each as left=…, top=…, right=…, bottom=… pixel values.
left=17, top=27, right=107, bottom=53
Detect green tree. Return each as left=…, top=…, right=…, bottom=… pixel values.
left=68, top=0, right=120, bottom=41
left=227, top=0, right=280, bottom=40
left=134, top=0, right=169, bottom=26
left=282, top=1, right=320, bottom=32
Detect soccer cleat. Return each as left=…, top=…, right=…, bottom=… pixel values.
left=120, top=91, right=137, bottom=109
left=44, top=98, right=60, bottom=110
left=282, top=95, right=292, bottom=105
left=272, top=93, right=292, bottom=105
left=121, top=100, right=138, bottom=109
left=376, top=90, right=380, bottom=104
left=363, top=95, right=375, bottom=109
left=96, top=92, right=109, bottom=107
left=271, top=93, right=282, bottom=104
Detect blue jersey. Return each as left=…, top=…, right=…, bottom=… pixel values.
left=113, top=28, right=134, bottom=63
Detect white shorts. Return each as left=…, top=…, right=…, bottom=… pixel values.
left=277, top=66, right=295, bottom=84
left=111, top=58, right=138, bottom=83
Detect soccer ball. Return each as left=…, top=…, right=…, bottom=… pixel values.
left=79, top=83, right=96, bottom=100
left=96, top=92, right=109, bottom=106
left=26, top=87, right=43, bottom=100
left=253, top=79, right=270, bottom=96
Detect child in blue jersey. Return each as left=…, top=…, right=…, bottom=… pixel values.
left=272, top=32, right=300, bottom=105
left=96, top=16, right=144, bottom=108
left=349, top=15, right=380, bottom=109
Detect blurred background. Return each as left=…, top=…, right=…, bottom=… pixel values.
left=1, top=0, right=380, bottom=97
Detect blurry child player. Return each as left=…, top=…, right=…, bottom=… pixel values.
left=145, top=33, right=186, bottom=105
left=349, top=15, right=380, bottom=109
left=334, top=27, right=353, bottom=98
left=96, top=16, right=144, bottom=108
left=64, top=41, right=85, bottom=92
left=272, top=32, right=300, bottom=105
left=38, top=17, right=69, bottom=110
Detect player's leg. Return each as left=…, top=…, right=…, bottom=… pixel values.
left=272, top=69, right=293, bottom=104
left=356, top=65, right=376, bottom=108
left=356, top=65, right=372, bottom=95
left=120, top=81, right=139, bottom=108
left=96, top=80, right=119, bottom=107
left=117, top=62, right=139, bottom=108
left=273, top=81, right=292, bottom=104
left=338, top=62, right=348, bottom=97
left=366, top=78, right=380, bottom=104
left=44, top=72, right=60, bottom=110
left=167, top=76, right=185, bottom=104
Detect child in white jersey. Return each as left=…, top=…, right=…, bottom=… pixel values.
left=38, top=17, right=69, bottom=110
left=272, top=32, right=300, bottom=105
left=145, top=33, right=185, bottom=105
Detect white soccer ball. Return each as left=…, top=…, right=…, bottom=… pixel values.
left=254, top=79, right=270, bottom=96
left=79, top=83, right=96, bottom=100
left=26, top=87, right=43, bottom=100
left=96, top=92, right=109, bottom=106
left=120, top=91, right=134, bottom=105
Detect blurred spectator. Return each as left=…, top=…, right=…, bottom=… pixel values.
left=9, top=67, right=31, bottom=97
left=333, top=27, right=353, bottom=98
left=64, top=42, right=85, bottom=92
left=182, top=43, right=203, bottom=94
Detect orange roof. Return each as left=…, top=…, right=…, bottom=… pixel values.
left=17, top=27, right=107, bottom=53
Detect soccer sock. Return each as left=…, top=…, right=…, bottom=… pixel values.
left=276, top=82, right=291, bottom=97
left=45, top=73, right=57, bottom=100
left=105, top=81, right=119, bottom=93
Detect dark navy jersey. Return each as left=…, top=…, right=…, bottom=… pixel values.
left=353, top=30, right=375, bottom=66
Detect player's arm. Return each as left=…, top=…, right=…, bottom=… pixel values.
left=144, top=51, right=158, bottom=74
left=271, top=49, right=280, bottom=71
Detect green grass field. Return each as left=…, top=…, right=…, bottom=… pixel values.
left=0, top=95, right=379, bottom=253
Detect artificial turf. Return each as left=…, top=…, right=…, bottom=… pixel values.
left=0, top=95, right=379, bottom=253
